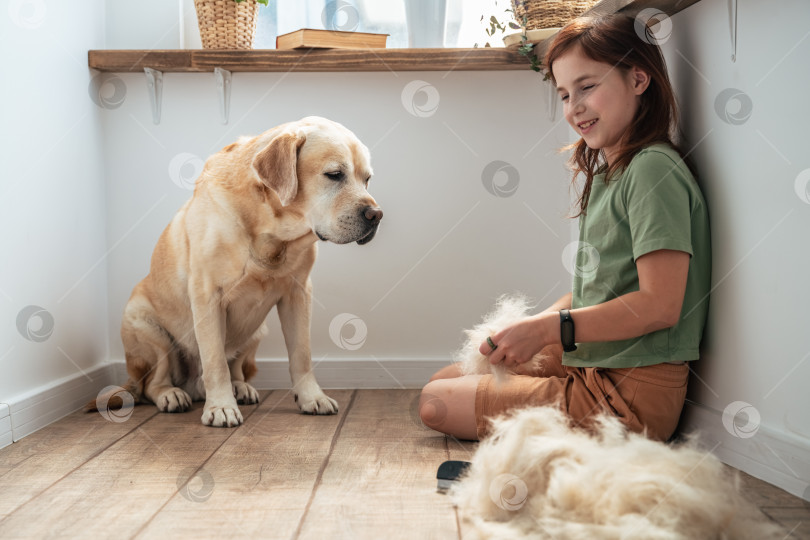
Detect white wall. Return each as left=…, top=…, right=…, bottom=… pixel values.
left=100, top=70, right=572, bottom=364
left=662, top=0, right=810, bottom=500
left=0, top=1, right=111, bottom=432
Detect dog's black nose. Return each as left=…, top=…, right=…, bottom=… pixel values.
left=362, top=206, right=383, bottom=225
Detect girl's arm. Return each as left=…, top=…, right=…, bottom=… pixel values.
left=541, top=292, right=573, bottom=314
left=570, top=249, right=689, bottom=341
left=481, top=249, right=690, bottom=366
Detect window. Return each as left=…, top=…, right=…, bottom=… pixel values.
left=255, top=0, right=515, bottom=49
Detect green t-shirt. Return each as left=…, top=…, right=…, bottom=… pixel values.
left=563, top=144, right=711, bottom=368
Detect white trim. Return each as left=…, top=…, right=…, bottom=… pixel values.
left=680, top=400, right=810, bottom=502
left=5, top=364, right=120, bottom=443
left=0, top=403, right=11, bottom=450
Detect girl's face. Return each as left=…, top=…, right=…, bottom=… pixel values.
left=553, top=45, right=650, bottom=165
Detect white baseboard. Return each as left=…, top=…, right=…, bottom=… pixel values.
left=0, top=403, right=11, bottom=450
left=680, top=400, right=810, bottom=502
left=1, top=363, right=120, bottom=448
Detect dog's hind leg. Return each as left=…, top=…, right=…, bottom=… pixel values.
left=278, top=278, right=338, bottom=415
left=121, top=297, right=192, bottom=413
left=229, top=326, right=262, bottom=405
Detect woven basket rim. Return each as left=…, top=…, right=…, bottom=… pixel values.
left=195, top=0, right=259, bottom=50
left=511, top=0, right=600, bottom=30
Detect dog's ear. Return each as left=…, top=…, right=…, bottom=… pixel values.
left=253, top=131, right=306, bottom=206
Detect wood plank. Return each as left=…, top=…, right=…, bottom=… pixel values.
left=133, top=389, right=354, bottom=538
left=88, top=48, right=529, bottom=73
left=192, top=48, right=527, bottom=72
left=88, top=50, right=195, bottom=72
left=0, top=405, right=158, bottom=519
left=341, top=388, right=442, bottom=439
left=736, top=468, right=810, bottom=508
left=446, top=437, right=477, bottom=464
left=445, top=432, right=478, bottom=540
left=760, top=506, right=810, bottom=539
left=297, top=390, right=459, bottom=539
left=0, top=395, right=266, bottom=538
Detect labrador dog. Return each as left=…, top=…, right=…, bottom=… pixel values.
left=94, top=117, right=382, bottom=427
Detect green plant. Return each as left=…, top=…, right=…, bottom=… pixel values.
left=513, top=15, right=543, bottom=73
left=234, top=0, right=269, bottom=5
left=477, top=5, right=544, bottom=74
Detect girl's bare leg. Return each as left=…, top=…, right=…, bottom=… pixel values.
left=428, top=363, right=464, bottom=381
left=419, top=374, right=483, bottom=441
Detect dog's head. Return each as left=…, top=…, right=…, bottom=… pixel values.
left=253, top=116, right=382, bottom=245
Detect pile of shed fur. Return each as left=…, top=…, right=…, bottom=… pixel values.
left=449, top=406, right=783, bottom=539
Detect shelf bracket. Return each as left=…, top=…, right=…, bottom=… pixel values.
left=214, top=67, right=232, bottom=125
left=729, top=0, right=738, bottom=62
left=144, top=67, right=163, bottom=124
left=546, top=78, right=557, bottom=122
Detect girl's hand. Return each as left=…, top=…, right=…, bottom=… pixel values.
left=479, top=312, right=557, bottom=368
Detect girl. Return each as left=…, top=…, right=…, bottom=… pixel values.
left=419, top=14, right=711, bottom=442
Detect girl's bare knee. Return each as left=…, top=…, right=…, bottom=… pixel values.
left=419, top=382, right=449, bottom=431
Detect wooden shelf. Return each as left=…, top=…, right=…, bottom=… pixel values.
left=87, top=48, right=528, bottom=73
left=87, top=0, right=701, bottom=73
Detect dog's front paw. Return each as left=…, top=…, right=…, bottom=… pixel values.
left=295, top=390, right=338, bottom=415
left=232, top=381, right=259, bottom=404
left=156, top=387, right=192, bottom=413
left=201, top=402, right=243, bottom=427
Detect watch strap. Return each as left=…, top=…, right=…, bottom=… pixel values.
left=559, top=309, right=577, bottom=352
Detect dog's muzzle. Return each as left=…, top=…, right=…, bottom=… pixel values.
left=356, top=206, right=383, bottom=245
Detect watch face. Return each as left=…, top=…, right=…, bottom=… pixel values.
left=562, top=322, right=575, bottom=347
left=562, top=321, right=574, bottom=345
left=560, top=310, right=576, bottom=352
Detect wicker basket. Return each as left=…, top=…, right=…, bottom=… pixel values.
left=511, top=0, right=600, bottom=30
left=194, top=0, right=259, bottom=50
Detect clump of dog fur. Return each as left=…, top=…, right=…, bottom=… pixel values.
left=450, top=406, right=783, bottom=539
left=449, top=295, right=783, bottom=539
left=454, top=294, right=535, bottom=383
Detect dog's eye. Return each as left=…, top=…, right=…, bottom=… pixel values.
left=325, top=171, right=344, bottom=181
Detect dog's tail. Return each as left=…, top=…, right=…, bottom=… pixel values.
left=84, top=380, right=143, bottom=413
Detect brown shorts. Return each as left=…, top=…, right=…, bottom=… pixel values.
left=474, top=350, right=689, bottom=442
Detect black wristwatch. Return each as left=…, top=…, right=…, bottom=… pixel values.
left=559, top=309, right=577, bottom=352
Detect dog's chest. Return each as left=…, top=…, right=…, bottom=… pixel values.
left=223, top=291, right=280, bottom=352
left=220, top=243, right=314, bottom=351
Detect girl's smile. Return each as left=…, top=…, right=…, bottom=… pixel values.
left=578, top=118, right=598, bottom=134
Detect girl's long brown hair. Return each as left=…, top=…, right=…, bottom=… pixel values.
left=545, top=14, right=682, bottom=217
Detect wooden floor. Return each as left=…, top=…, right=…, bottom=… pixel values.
left=0, top=389, right=807, bottom=539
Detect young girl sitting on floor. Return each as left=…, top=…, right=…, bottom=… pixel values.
left=419, top=13, right=711, bottom=442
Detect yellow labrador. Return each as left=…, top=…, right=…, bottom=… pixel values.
left=103, top=117, right=381, bottom=427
